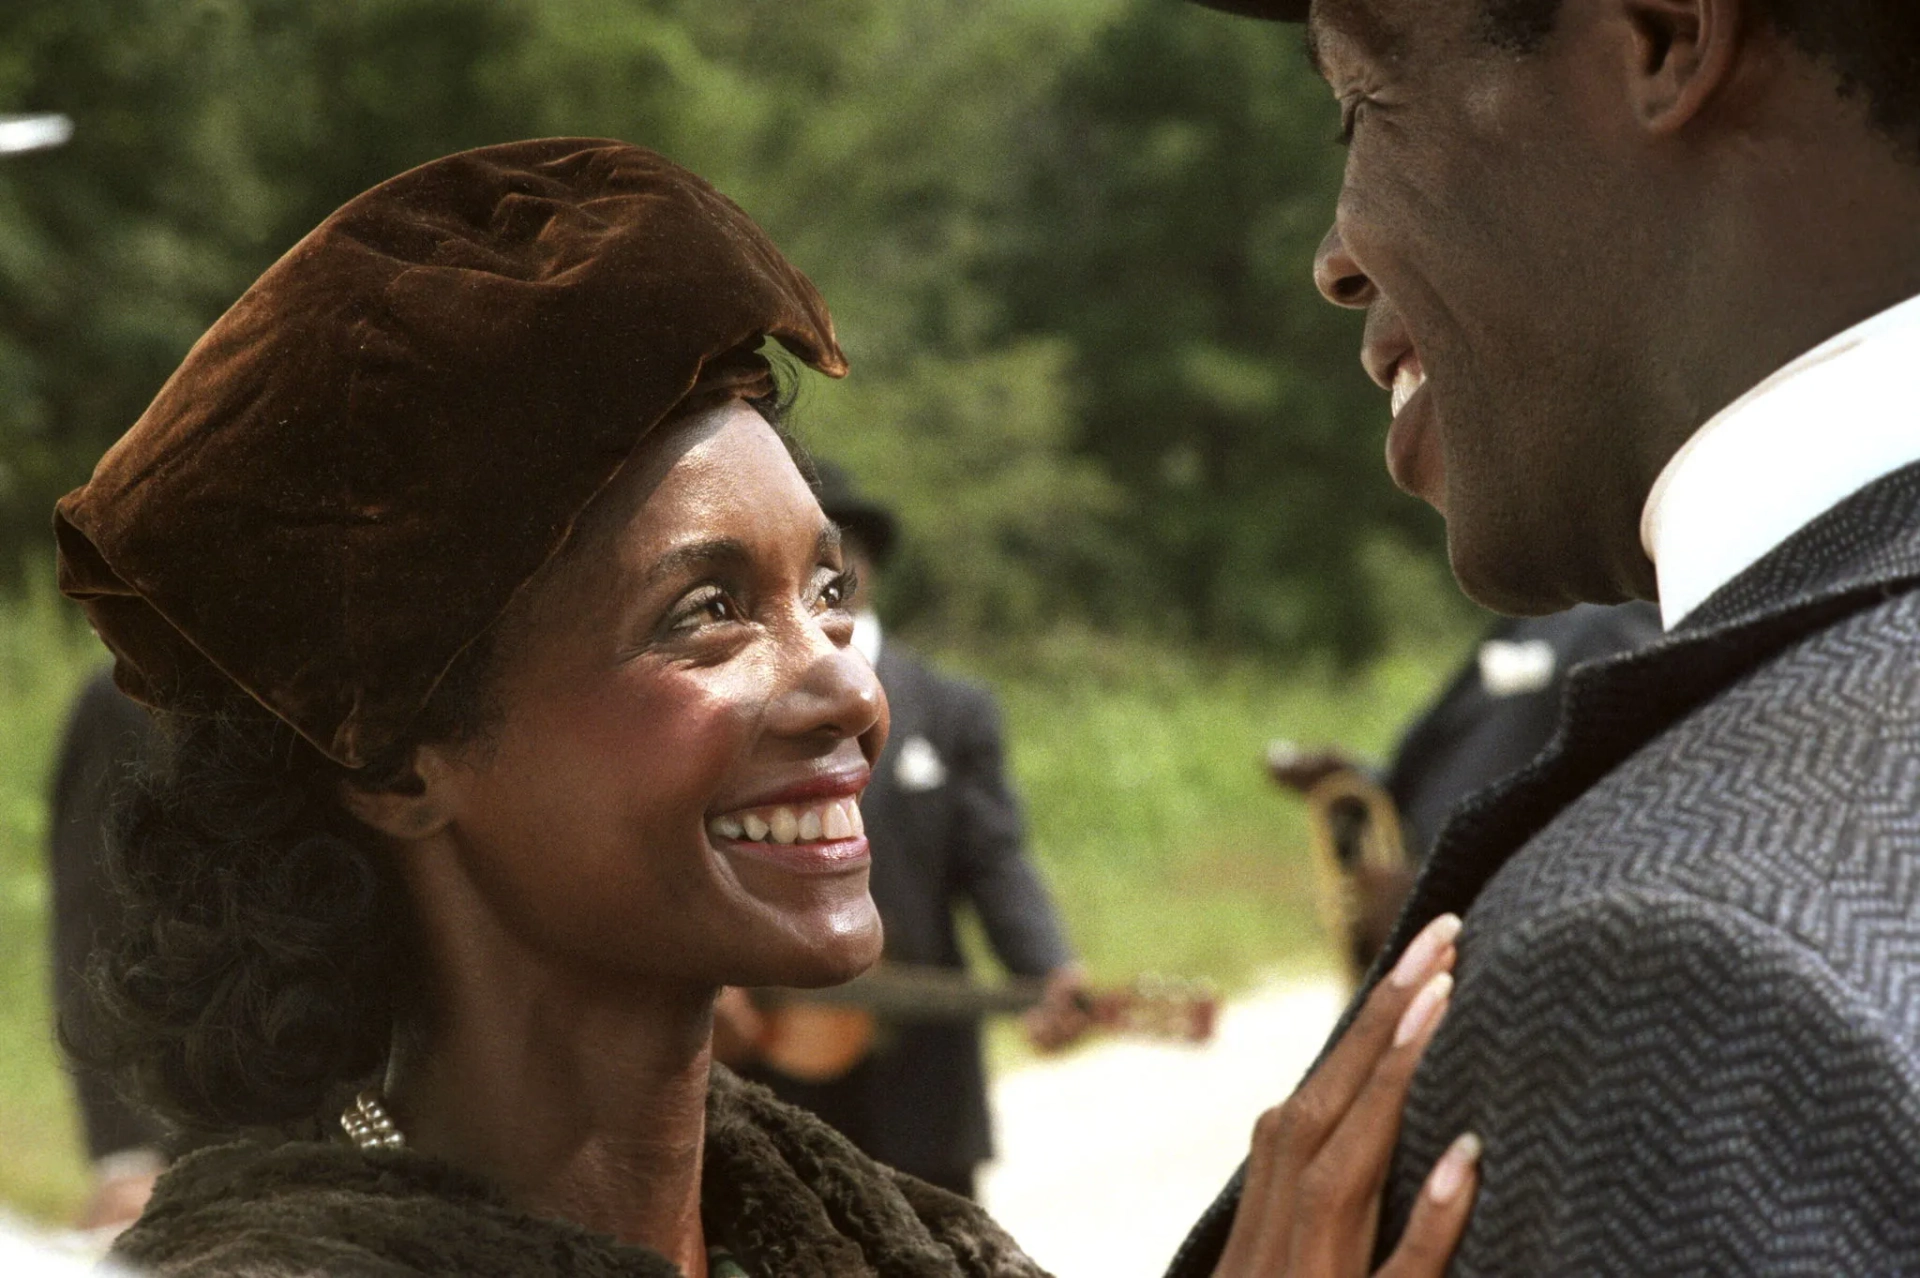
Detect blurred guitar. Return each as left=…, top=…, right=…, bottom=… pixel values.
left=717, top=963, right=1218, bottom=1083
left=1266, top=740, right=1416, bottom=984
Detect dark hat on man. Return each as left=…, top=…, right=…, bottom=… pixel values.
left=55, top=138, right=847, bottom=769
left=1189, top=0, right=1306, bottom=20
left=813, top=461, right=898, bottom=567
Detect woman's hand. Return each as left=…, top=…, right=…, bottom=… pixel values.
left=1214, top=913, right=1480, bottom=1278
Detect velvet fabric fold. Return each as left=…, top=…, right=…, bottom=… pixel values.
left=55, top=138, right=846, bottom=768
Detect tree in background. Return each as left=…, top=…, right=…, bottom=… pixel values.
left=0, top=0, right=1463, bottom=663
left=0, top=0, right=537, bottom=555
left=988, top=0, right=1447, bottom=660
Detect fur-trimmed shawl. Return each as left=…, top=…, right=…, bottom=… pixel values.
left=112, top=1068, right=1049, bottom=1277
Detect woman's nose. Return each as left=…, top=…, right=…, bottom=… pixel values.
left=773, top=639, right=886, bottom=747
left=1314, top=224, right=1376, bottom=309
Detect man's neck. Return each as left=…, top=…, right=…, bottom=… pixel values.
left=1626, top=101, right=1920, bottom=522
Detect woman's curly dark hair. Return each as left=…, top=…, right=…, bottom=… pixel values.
left=64, top=371, right=806, bottom=1139
left=62, top=634, right=501, bottom=1137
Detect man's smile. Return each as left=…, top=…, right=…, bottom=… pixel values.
left=1391, top=356, right=1427, bottom=417
left=1361, top=306, right=1444, bottom=508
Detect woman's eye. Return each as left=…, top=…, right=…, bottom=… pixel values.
left=667, top=587, right=740, bottom=634
left=816, top=568, right=858, bottom=613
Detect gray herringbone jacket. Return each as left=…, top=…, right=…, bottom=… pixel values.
left=1172, top=462, right=1920, bottom=1276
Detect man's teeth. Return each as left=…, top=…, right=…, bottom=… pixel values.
left=709, top=798, right=865, bottom=845
left=1391, top=363, right=1427, bottom=417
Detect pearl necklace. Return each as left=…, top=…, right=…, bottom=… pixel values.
left=340, top=1088, right=406, bottom=1151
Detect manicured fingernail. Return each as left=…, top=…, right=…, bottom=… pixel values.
left=1428, top=1132, right=1482, bottom=1204
left=1394, top=971, right=1452, bottom=1047
left=1390, top=914, right=1462, bottom=989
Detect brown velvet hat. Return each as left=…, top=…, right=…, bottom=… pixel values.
left=55, top=138, right=847, bottom=769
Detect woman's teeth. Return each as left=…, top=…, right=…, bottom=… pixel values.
left=1392, top=362, right=1427, bottom=417
left=709, top=798, right=864, bottom=845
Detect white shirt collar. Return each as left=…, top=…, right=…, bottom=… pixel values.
left=1641, top=291, right=1920, bottom=629
left=851, top=609, right=883, bottom=665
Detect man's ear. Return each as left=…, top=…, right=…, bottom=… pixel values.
left=1617, top=0, right=1741, bottom=134
left=338, top=745, right=463, bottom=842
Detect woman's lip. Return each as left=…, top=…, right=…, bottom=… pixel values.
left=716, top=834, right=871, bottom=876
left=718, top=766, right=871, bottom=814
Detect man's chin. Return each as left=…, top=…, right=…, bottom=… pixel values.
left=1446, top=517, right=1608, bottom=618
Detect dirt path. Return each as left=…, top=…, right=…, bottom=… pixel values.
left=979, top=972, right=1345, bottom=1277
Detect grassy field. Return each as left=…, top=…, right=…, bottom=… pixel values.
left=957, top=628, right=1463, bottom=987
left=0, top=576, right=1470, bottom=1225
left=1, top=570, right=112, bottom=1223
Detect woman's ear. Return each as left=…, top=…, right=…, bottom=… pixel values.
left=338, top=745, right=464, bottom=842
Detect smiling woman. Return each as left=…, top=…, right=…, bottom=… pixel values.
left=48, top=139, right=1476, bottom=1278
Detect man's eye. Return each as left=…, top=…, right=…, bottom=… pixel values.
left=1335, top=97, right=1369, bottom=146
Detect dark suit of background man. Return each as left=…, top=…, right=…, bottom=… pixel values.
left=1173, top=0, right=1920, bottom=1273
left=729, top=463, right=1089, bottom=1201
left=4, top=107, right=162, bottom=1243
left=48, top=669, right=166, bottom=1234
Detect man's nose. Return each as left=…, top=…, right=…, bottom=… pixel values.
left=1314, top=224, right=1375, bottom=309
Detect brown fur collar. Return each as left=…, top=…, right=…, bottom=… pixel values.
left=114, top=1067, right=1048, bottom=1277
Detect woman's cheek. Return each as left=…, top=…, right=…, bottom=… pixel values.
left=578, top=669, right=761, bottom=812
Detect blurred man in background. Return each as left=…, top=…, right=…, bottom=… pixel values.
left=9, top=109, right=169, bottom=1244
left=720, top=462, right=1090, bottom=1201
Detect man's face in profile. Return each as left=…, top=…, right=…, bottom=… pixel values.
left=1308, top=0, right=1667, bottom=613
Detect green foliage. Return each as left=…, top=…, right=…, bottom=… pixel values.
left=957, top=628, right=1467, bottom=985
left=0, top=0, right=1471, bottom=661
left=986, top=0, right=1451, bottom=660
left=0, top=574, right=104, bottom=1221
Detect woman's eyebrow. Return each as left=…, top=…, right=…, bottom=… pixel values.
left=641, top=538, right=752, bottom=588
left=639, top=524, right=843, bottom=589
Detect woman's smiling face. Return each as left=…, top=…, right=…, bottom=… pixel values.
left=419, top=400, right=887, bottom=992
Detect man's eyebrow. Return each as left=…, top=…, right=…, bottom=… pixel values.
left=816, top=523, right=845, bottom=564
left=1305, top=0, right=1408, bottom=78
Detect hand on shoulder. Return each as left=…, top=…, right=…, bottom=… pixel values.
left=1213, top=913, right=1479, bottom=1278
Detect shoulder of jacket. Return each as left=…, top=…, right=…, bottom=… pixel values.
left=1463, top=888, right=1876, bottom=1020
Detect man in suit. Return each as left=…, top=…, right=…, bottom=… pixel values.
left=727, top=464, right=1089, bottom=1201
left=14, top=110, right=167, bottom=1242
left=1172, top=0, right=1920, bottom=1272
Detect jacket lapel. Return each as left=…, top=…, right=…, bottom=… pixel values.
left=1380, top=459, right=1920, bottom=986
